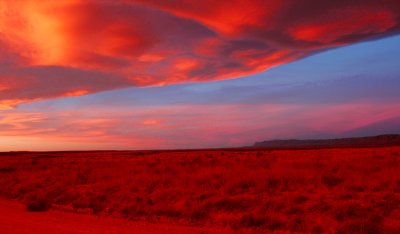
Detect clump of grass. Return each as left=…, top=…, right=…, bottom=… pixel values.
left=26, top=194, right=51, bottom=212
left=0, top=167, right=16, bottom=173
left=322, top=174, right=345, bottom=187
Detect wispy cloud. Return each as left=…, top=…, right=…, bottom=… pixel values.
left=1, top=101, right=400, bottom=150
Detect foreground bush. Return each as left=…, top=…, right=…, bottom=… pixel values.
left=25, top=193, right=51, bottom=212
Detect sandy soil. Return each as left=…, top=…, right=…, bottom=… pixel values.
left=0, top=199, right=224, bottom=234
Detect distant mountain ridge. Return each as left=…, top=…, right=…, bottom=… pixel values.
left=253, top=134, right=400, bottom=148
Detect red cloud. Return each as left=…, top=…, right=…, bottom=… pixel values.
left=1, top=0, right=400, bottom=108
left=133, top=0, right=284, bottom=35
left=289, top=8, right=396, bottom=44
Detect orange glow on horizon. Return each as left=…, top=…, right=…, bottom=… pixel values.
left=1, top=102, right=399, bottom=151
left=142, top=119, right=161, bottom=126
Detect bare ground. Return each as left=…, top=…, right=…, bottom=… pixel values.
left=0, top=199, right=225, bottom=234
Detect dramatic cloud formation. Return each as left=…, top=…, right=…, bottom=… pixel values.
left=1, top=0, right=400, bottom=109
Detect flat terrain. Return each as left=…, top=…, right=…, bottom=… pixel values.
left=0, top=199, right=220, bottom=234
left=0, top=147, right=399, bottom=233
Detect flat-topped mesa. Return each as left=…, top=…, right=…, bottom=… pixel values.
left=253, top=134, right=400, bottom=148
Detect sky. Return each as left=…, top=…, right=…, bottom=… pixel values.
left=1, top=0, right=400, bottom=151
